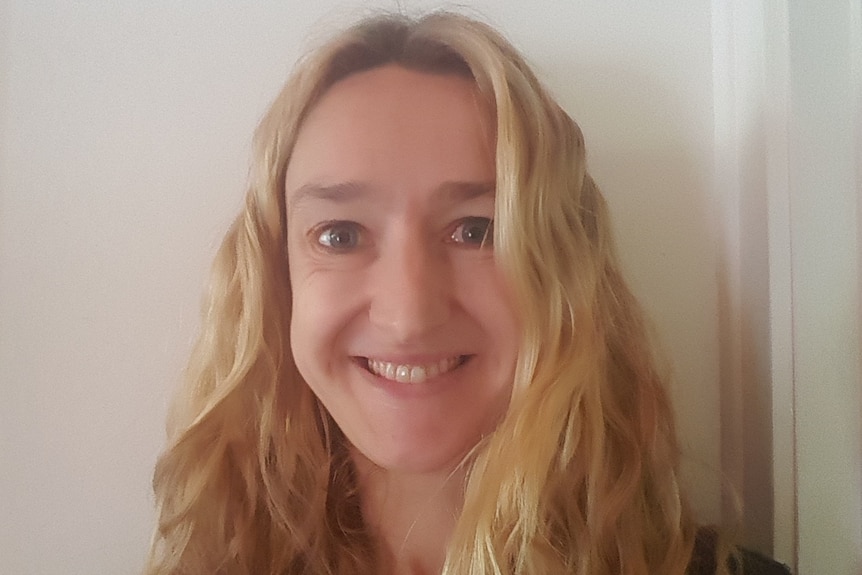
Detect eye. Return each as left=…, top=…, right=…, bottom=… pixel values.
left=316, top=221, right=362, bottom=251
left=450, top=217, right=493, bottom=247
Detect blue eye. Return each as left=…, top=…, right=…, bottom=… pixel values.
left=451, top=217, right=493, bottom=246
left=317, top=222, right=361, bottom=250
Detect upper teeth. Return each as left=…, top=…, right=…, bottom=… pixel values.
left=367, top=357, right=461, bottom=384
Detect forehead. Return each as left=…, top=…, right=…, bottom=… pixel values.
left=284, top=65, right=495, bottom=204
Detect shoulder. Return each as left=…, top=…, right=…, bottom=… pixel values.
left=688, top=528, right=793, bottom=575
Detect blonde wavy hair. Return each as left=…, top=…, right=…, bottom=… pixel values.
left=146, top=11, right=723, bottom=575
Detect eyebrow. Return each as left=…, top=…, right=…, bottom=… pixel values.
left=436, top=180, right=496, bottom=202
left=288, top=181, right=368, bottom=208
left=287, top=180, right=495, bottom=210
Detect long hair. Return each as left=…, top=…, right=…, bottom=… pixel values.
left=146, top=11, right=709, bottom=575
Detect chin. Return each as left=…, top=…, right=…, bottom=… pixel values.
left=355, top=434, right=479, bottom=476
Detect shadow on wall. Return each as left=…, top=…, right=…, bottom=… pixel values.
left=538, top=52, right=775, bottom=554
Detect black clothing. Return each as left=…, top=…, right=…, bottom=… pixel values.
left=688, top=529, right=793, bottom=575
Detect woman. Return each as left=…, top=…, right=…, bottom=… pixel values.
left=146, top=11, right=790, bottom=575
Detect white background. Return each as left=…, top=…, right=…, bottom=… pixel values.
left=0, top=1, right=858, bottom=574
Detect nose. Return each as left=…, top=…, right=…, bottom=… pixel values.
left=367, top=230, right=451, bottom=342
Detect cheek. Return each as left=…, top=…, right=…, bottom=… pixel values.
left=453, top=259, right=521, bottom=387
left=288, top=266, right=351, bottom=380
left=290, top=287, right=324, bottom=338
left=459, top=260, right=520, bottom=338
left=288, top=257, right=370, bottom=387
left=288, top=289, right=314, bottom=371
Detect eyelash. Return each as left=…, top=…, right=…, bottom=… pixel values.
left=310, top=217, right=494, bottom=253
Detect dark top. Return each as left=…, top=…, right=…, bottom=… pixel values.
left=688, top=529, right=793, bottom=575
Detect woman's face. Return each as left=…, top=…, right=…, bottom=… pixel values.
left=285, top=65, right=519, bottom=474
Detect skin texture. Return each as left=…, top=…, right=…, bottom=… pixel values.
left=285, top=66, right=520, bottom=572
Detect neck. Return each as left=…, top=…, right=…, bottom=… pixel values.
left=353, top=454, right=467, bottom=575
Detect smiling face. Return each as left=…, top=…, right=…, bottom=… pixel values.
left=285, top=65, right=519, bottom=474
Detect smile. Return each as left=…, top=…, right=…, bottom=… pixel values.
left=365, top=356, right=466, bottom=384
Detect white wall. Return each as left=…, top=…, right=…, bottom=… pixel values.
left=0, top=1, right=857, bottom=574
left=786, top=1, right=862, bottom=573
left=713, top=0, right=862, bottom=572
